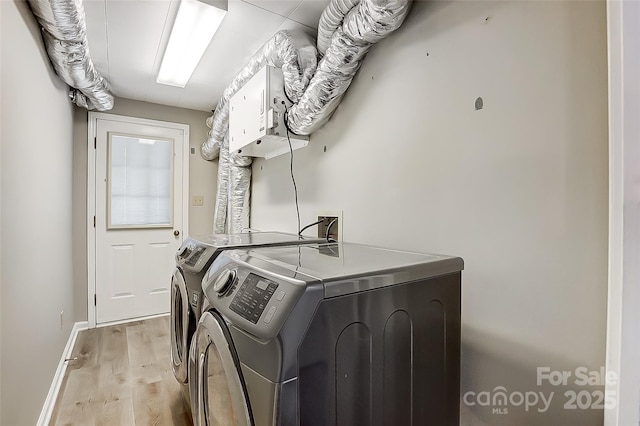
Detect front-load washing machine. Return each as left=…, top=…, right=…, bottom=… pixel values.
left=189, top=242, right=464, bottom=426
left=170, top=232, right=324, bottom=385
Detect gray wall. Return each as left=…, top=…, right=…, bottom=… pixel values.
left=73, top=99, right=215, bottom=321
left=0, top=3, right=216, bottom=422
left=251, top=1, right=608, bottom=424
left=1, top=1, right=77, bottom=424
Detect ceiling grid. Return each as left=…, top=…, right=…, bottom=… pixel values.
left=83, top=0, right=328, bottom=111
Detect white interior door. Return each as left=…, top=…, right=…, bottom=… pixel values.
left=92, top=115, right=187, bottom=324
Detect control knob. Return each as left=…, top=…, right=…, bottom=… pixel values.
left=212, top=269, right=236, bottom=295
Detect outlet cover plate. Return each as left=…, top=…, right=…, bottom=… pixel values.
left=192, top=195, right=204, bottom=206
left=317, top=210, right=343, bottom=242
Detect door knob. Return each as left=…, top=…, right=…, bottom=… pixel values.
left=174, top=230, right=180, bottom=237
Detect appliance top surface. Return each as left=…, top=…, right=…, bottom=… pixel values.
left=225, top=242, right=464, bottom=297
left=190, top=232, right=325, bottom=250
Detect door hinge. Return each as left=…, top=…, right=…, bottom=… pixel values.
left=94, top=137, right=97, bottom=149
left=93, top=216, right=96, bottom=227
left=94, top=294, right=97, bottom=306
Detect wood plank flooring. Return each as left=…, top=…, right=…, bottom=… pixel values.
left=50, top=316, right=193, bottom=426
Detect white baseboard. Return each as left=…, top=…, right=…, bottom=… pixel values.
left=37, top=321, right=89, bottom=426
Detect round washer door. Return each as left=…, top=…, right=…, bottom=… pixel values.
left=189, top=310, right=253, bottom=426
left=171, top=268, right=191, bottom=383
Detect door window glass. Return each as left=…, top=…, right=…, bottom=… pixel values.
left=108, top=133, right=173, bottom=228
left=205, top=343, right=239, bottom=425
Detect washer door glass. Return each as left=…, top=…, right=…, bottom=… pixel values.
left=171, top=268, right=190, bottom=383
left=193, top=311, right=253, bottom=426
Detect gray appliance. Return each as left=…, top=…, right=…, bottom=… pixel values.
left=189, top=242, right=463, bottom=426
left=170, top=232, right=324, bottom=385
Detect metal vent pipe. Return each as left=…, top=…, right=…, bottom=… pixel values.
left=28, top=0, right=114, bottom=110
left=202, top=0, right=412, bottom=234
left=286, top=0, right=412, bottom=135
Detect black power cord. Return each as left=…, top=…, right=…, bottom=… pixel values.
left=299, top=219, right=323, bottom=236
left=282, top=101, right=300, bottom=235
left=325, top=218, right=337, bottom=242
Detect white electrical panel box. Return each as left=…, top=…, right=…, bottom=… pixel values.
left=229, top=65, right=309, bottom=159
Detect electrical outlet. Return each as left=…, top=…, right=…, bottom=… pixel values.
left=60, top=310, right=64, bottom=330
left=317, top=210, right=343, bottom=241
left=192, top=195, right=204, bottom=206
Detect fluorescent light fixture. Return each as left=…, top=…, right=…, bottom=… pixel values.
left=157, top=0, right=227, bottom=87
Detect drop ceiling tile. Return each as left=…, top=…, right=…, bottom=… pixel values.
left=108, top=73, right=149, bottom=100
left=108, top=63, right=150, bottom=89
left=105, top=0, right=171, bottom=77
left=220, top=0, right=289, bottom=46
left=187, top=0, right=287, bottom=99
left=177, top=92, right=218, bottom=111
left=184, top=79, right=228, bottom=105
left=150, top=0, right=180, bottom=72
left=275, top=17, right=317, bottom=38
left=83, top=0, right=110, bottom=80
left=82, top=0, right=327, bottom=111
left=143, top=82, right=192, bottom=108
left=288, top=0, right=329, bottom=29
left=241, top=0, right=303, bottom=18
left=140, top=0, right=180, bottom=103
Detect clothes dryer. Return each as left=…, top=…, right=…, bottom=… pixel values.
left=189, top=242, right=464, bottom=426
left=170, top=232, right=323, bottom=385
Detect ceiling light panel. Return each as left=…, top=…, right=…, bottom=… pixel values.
left=157, top=0, right=228, bottom=87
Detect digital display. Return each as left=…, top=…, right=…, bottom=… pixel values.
left=229, top=273, right=278, bottom=324
left=179, top=246, right=193, bottom=260
left=185, top=246, right=205, bottom=267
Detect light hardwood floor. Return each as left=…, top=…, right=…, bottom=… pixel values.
left=50, top=316, right=193, bottom=425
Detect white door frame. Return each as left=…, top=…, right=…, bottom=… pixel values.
left=87, top=112, right=190, bottom=328
left=605, top=1, right=640, bottom=425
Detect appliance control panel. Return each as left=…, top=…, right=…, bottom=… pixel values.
left=229, top=273, right=278, bottom=324
left=176, top=239, right=216, bottom=273
left=202, top=261, right=312, bottom=339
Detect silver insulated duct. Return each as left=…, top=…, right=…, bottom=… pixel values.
left=203, top=0, right=411, bottom=233
left=28, top=0, right=114, bottom=111
left=201, top=30, right=317, bottom=161
left=286, top=0, right=412, bottom=135
left=316, top=0, right=361, bottom=57
left=203, top=30, right=317, bottom=234
left=211, top=135, right=253, bottom=234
